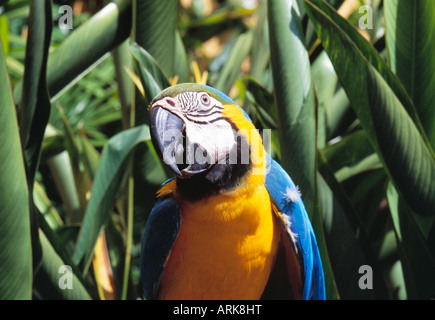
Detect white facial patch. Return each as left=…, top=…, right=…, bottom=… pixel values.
left=185, top=119, right=236, bottom=166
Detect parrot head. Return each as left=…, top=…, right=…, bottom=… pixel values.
left=149, top=83, right=263, bottom=197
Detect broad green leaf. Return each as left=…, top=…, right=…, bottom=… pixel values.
left=73, top=125, right=151, bottom=271
left=318, top=148, right=383, bottom=268
left=14, top=0, right=52, bottom=285
left=313, top=177, right=340, bottom=299
left=384, top=0, right=435, bottom=149
left=335, top=153, right=381, bottom=183
left=311, top=51, right=338, bottom=147
left=0, top=15, right=9, bottom=55
left=249, top=0, right=269, bottom=83
left=388, top=260, right=407, bottom=300
left=112, top=39, right=134, bottom=129
left=316, top=175, right=385, bottom=299
left=174, top=31, right=189, bottom=83
left=318, top=148, right=366, bottom=234
left=5, top=55, right=25, bottom=80
left=19, top=0, right=52, bottom=188
left=268, top=0, right=338, bottom=300
left=319, top=146, right=390, bottom=298
left=321, top=131, right=374, bottom=174
left=33, top=230, right=92, bottom=300
left=40, top=124, right=64, bottom=160
left=304, top=0, right=435, bottom=217
left=304, top=0, right=432, bottom=153
left=128, top=41, right=172, bottom=247
left=19, top=0, right=132, bottom=102
left=33, top=181, right=63, bottom=231
left=183, top=5, right=255, bottom=45
left=130, top=41, right=171, bottom=103
left=0, top=39, right=32, bottom=299
left=268, top=0, right=316, bottom=216
left=387, top=183, right=435, bottom=299
left=246, top=76, right=277, bottom=129
left=215, top=30, right=254, bottom=94
left=134, top=0, right=177, bottom=77
left=46, top=151, right=82, bottom=224
left=58, top=106, right=99, bottom=220
left=325, top=87, right=353, bottom=140
left=245, top=76, right=281, bottom=159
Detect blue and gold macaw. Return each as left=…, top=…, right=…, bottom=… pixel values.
left=140, top=83, right=325, bottom=300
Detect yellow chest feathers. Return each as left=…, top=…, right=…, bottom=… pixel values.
left=157, top=104, right=279, bottom=299
left=157, top=178, right=280, bottom=300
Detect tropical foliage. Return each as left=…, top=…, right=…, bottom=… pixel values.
left=0, top=0, right=434, bottom=299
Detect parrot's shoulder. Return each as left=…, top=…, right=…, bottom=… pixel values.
left=156, top=178, right=176, bottom=198
left=140, top=180, right=181, bottom=299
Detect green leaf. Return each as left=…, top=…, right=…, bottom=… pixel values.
left=321, top=131, right=375, bottom=174
left=0, top=15, right=9, bottom=55
left=33, top=181, right=63, bottom=231
left=24, top=0, right=132, bottom=101
left=268, top=0, right=316, bottom=216
left=249, top=0, right=270, bottom=82
left=174, top=31, right=189, bottom=83
left=112, top=39, right=134, bottom=129
left=325, top=87, right=353, bottom=140
left=73, top=125, right=151, bottom=271
left=58, top=106, right=91, bottom=221
left=311, top=51, right=338, bottom=147
left=215, top=31, right=254, bottom=94
left=19, top=0, right=52, bottom=188
left=0, top=39, right=32, bottom=299
left=182, top=6, right=255, bottom=45
left=13, top=0, right=52, bottom=292
left=246, top=76, right=277, bottom=129
left=304, top=0, right=432, bottom=153
left=33, top=230, right=92, bottom=300
left=134, top=0, right=177, bottom=77
left=318, top=148, right=366, bottom=234
left=46, top=150, right=82, bottom=224
left=384, top=0, right=435, bottom=149
left=268, top=0, right=339, bottom=300
left=387, top=183, right=435, bottom=299
left=313, top=177, right=340, bottom=299
left=245, top=76, right=281, bottom=158
left=304, top=0, right=435, bottom=217
left=130, top=41, right=171, bottom=103
left=318, top=172, right=388, bottom=299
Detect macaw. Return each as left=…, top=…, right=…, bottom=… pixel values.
left=140, top=83, right=325, bottom=300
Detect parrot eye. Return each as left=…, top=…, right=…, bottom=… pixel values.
left=199, top=93, right=211, bottom=107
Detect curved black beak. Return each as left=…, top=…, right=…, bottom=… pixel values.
left=150, top=106, right=214, bottom=178
left=150, top=106, right=186, bottom=177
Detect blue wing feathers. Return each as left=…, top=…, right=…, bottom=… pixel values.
left=140, top=196, right=181, bottom=299
left=265, top=154, right=325, bottom=300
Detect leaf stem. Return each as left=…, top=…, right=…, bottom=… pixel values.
left=121, top=175, right=134, bottom=300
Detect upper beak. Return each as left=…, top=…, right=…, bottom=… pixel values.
left=150, top=106, right=185, bottom=177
